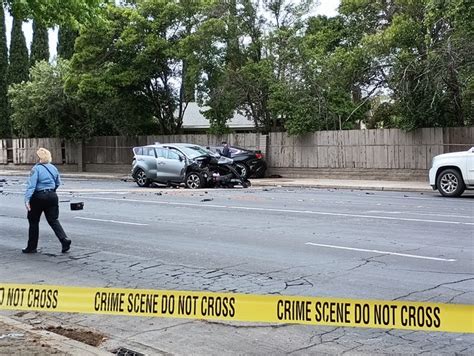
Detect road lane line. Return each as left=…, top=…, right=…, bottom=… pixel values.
left=365, top=210, right=473, bottom=219
left=74, top=217, right=148, bottom=226
left=85, top=197, right=474, bottom=226
left=305, top=242, right=456, bottom=262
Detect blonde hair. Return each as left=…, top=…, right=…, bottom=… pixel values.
left=37, top=148, right=52, bottom=163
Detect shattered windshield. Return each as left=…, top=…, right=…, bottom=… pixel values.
left=178, top=145, right=210, bottom=159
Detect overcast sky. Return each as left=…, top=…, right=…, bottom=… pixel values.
left=5, top=0, right=340, bottom=61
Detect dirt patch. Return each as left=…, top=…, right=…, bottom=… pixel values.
left=45, top=326, right=106, bottom=347
left=0, top=322, right=63, bottom=355
left=12, top=312, right=28, bottom=319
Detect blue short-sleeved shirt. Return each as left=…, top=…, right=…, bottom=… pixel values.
left=24, top=163, right=61, bottom=203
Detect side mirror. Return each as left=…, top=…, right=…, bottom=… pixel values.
left=179, top=155, right=184, bottom=162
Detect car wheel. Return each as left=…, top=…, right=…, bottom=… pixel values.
left=235, top=163, right=249, bottom=179
left=436, top=169, right=465, bottom=197
left=135, top=169, right=151, bottom=187
left=185, top=172, right=203, bottom=189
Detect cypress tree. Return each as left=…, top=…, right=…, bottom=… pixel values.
left=57, top=25, right=78, bottom=59
left=30, top=20, right=49, bottom=66
left=8, top=16, right=29, bottom=86
left=0, top=5, right=9, bottom=137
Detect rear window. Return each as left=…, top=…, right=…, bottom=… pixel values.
left=143, top=147, right=156, bottom=157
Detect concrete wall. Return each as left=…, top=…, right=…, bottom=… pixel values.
left=1, top=127, right=472, bottom=179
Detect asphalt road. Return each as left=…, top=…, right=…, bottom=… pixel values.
left=1, top=176, right=473, bottom=355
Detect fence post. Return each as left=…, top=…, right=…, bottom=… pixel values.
left=77, top=139, right=85, bottom=172
left=259, top=134, right=269, bottom=161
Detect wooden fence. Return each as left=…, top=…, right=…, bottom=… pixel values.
left=0, top=128, right=472, bottom=176
left=83, top=133, right=262, bottom=166
left=267, top=127, right=474, bottom=170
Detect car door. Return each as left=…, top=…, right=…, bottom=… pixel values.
left=140, top=147, right=158, bottom=178
left=155, top=148, right=168, bottom=181
left=155, top=148, right=186, bottom=181
left=466, top=147, right=474, bottom=184
left=165, top=149, right=186, bottom=181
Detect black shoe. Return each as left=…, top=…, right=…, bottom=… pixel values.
left=22, top=248, right=37, bottom=254
left=61, top=239, right=71, bottom=253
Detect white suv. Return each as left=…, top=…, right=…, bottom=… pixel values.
left=429, top=147, right=474, bottom=197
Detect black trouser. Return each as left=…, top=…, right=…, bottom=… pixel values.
left=27, top=191, right=68, bottom=250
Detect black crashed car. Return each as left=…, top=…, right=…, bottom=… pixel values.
left=208, top=145, right=267, bottom=179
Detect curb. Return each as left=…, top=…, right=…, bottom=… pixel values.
left=0, top=170, right=432, bottom=193
left=0, top=170, right=129, bottom=181
left=251, top=183, right=431, bottom=193
left=0, top=315, right=112, bottom=355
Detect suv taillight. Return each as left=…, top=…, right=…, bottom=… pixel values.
left=256, top=153, right=263, bottom=159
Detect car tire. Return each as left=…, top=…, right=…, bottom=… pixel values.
left=235, top=163, right=249, bottom=179
left=135, top=169, right=151, bottom=187
left=436, top=168, right=465, bottom=197
left=185, top=172, right=204, bottom=189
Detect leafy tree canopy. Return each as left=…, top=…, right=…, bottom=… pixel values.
left=6, top=0, right=473, bottom=139
left=4, top=0, right=106, bottom=25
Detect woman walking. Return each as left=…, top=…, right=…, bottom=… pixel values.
left=23, top=148, right=71, bottom=253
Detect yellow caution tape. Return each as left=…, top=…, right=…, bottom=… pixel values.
left=0, top=283, right=472, bottom=333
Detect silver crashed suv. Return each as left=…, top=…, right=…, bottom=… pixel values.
left=131, top=143, right=214, bottom=189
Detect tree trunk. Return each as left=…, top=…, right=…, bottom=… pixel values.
left=446, top=38, right=464, bottom=126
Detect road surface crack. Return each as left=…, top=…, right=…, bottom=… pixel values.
left=140, top=264, right=163, bottom=271
left=284, top=276, right=314, bottom=290
left=394, top=277, right=474, bottom=301
left=391, top=269, right=473, bottom=276
left=341, top=341, right=363, bottom=354
left=200, top=320, right=289, bottom=329
left=125, top=321, right=195, bottom=338
left=387, top=330, right=417, bottom=343
left=287, top=327, right=341, bottom=354
left=347, top=256, right=387, bottom=271
left=446, top=288, right=469, bottom=303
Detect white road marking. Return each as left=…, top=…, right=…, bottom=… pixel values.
left=365, top=210, right=474, bottom=219
left=305, top=242, right=456, bottom=262
left=3, top=191, right=471, bottom=225
left=87, top=197, right=474, bottom=226
left=74, top=217, right=148, bottom=226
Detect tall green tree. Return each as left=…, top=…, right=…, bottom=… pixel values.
left=57, top=25, right=78, bottom=59
left=248, top=0, right=315, bottom=132
left=30, top=20, right=49, bottom=66
left=282, top=13, right=373, bottom=133
left=189, top=0, right=268, bottom=133
left=340, top=0, right=473, bottom=129
left=0, top=4, right=9, bottom=138
left=70, top=1, right=212, bottom=135
left=192, top=0, right=321, bottom=133
left=5, top=0, right=105, bottom=26
left=9, top=60, right=92, bottom=139
left=7, top=16, right=29, bottom=86
left=192, top=0, right=243, bottom=134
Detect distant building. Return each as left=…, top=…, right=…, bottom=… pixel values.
left=182, top=102, right=255, bottom=132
